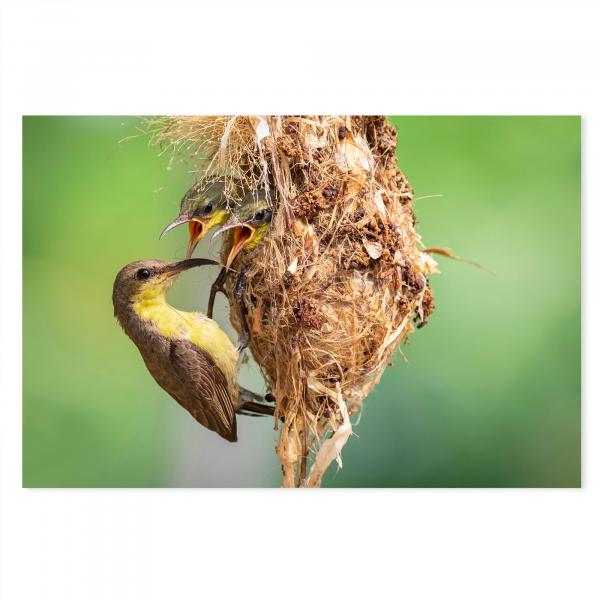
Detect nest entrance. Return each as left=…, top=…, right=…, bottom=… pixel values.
left=149, top=116, right=438, bottom=487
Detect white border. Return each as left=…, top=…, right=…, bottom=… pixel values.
left=1, top=1, right=598, bottom=599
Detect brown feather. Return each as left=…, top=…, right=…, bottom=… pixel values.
left=168, top=340, right=238, bottom=442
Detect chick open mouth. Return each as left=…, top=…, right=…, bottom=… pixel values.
left=227, top=225, right=255, bottom=268
left=186, top=219, right=206, bottom=258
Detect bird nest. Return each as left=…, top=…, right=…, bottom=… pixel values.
left=148, top=115, right=439, bottom=487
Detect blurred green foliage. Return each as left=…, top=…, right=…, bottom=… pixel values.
left=23, top=116, right=580, bottom=487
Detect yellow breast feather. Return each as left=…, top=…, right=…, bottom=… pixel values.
left=132, top=291, right=238, bottom=381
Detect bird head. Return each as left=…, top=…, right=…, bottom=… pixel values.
left=113, top=258, right=219, bottom=309
left=211, top=195, right=273, bottom=268
left=160, top=177, right=234, bottom=258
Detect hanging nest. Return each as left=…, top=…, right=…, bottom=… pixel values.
left=148, top=116, right=439, bottom=487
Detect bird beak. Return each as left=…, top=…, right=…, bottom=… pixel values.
left=212, top=221, right=256, bottom=268
left=185, top=219, right=207, bottom=259
left=159, top=214, right=190, bottom=239
left=164, top=258, right=220, bottom=276
left=159, top=215, right=208, bottom=259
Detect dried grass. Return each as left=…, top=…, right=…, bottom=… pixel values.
left=149, top=115, right=438, bottom=487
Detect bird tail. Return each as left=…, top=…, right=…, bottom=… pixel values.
left=238, top=386, right=275, bottom=417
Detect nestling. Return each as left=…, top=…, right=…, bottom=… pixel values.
left=159, top=177, right=242, bottom=258
left=212, top=193, right=273, bottom=268
left=204, top=194, right=273, bottom=322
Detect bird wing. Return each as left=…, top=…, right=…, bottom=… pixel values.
left=168, top=339, right=237, bottom=442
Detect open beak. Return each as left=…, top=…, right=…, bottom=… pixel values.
left=164, top=258, right=219, bottom=276
left=185, top=220, right=207, bottom=258
left=212, top=221, right=256, bottom=268
left=159, top=215, right=209, bottom=259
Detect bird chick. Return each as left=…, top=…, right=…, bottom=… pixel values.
left=112, top=258, right=273, bottom=442
left=205, top=193, right=273, bottom=323
left=212, top=193, right=273, bottom=268
left=160, top=177, right=241, bottom=258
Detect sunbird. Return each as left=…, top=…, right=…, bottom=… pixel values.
left=159, top=177, right=240, bottom=259
left=206, top=194, right=273, bottom=321
left=212, top=194, right=273, bottom=268
left=112, top=258, right=274, bottom=442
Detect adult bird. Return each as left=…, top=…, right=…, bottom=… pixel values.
left=112, top=258, right=274, bottom=442
left=159, top=176, right=242, bottom=259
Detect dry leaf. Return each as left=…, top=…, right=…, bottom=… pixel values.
left=336, top=130, right=374, bottom=173
left=363, top=239, right=383, bottom=260
left=417, top=251, right=440, bottom=275
left=305, top=387, right=352, bottom=487
left=291, top=218, right=307, bottom=238
left=249, top=115, right=271, bottom=141
left=287, top=258, right=298, bottom=275
left=373, top=189, right=387, bottom=216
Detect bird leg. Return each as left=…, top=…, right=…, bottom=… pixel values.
left=206, top=266, right=228, bottom=319
left=238, top=401, right=275, bottom=417
left=207, top=265, right=252, bottom=353
left=235, top=265, right=251, bottom=352
left=238, top=387, right=277, bottom=417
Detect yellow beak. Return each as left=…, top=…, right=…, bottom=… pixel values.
left=159, top=215, right=209, bottom=259
left=212, top=221, right=256, bottom=268
left=227, top=225, right=256, bottom=267
left=186, top=219, right=207, bottom=258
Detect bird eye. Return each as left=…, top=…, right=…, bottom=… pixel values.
left=136, top=268, right=151, bottom=280
left=203, top=203, right=213, bottom=214
left=255, top=209, right=266, bottom=221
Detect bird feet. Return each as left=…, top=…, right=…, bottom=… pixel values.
left=238, top=386, right=277, bottom=417
left=239, top=401, right=275, bottom=417
left=208, top=264, right=252, bottom=352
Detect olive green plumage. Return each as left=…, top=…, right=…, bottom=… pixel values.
left=160, top=177, right=243, bottom=258
left=212, top=192, right=273, bottom=267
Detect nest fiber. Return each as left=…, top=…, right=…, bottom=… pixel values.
left=149, top=116, right=438, bottom=487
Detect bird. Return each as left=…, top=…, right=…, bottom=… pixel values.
left=159, top=176, right=242, bottom=259
left=112, top=258, right=274, bottom=442
left=205, top=193, right=273, bottom=323
left=212, top=193, right=273, bottom=269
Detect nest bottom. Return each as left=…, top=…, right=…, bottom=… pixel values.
left=228, top=219, right=434, bottom=486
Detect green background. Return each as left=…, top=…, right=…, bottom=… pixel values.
left=23, top=116, right=581, bottom=487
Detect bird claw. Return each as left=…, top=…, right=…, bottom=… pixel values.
left=237, top=330, right=250, bottom=353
